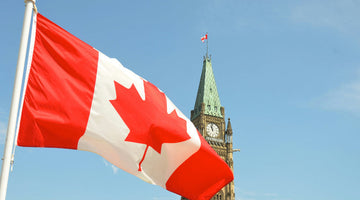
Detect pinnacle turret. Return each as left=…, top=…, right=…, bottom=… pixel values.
left=226, top=118, right=233, bottom=135
left=225, top=118, right=233, bottom=144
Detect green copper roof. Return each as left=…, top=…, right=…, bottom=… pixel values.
left=192, top=57, right=222, bottom=119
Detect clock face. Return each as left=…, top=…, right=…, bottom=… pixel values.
left=206, top=123, right=219, bottom=137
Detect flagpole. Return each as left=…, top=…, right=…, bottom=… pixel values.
left=206, top=33, right=208, bottom=59
left=0, top=1, right=36, bottom=200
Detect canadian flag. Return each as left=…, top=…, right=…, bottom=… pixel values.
left=17, top=13, right=233, bottom=200
left=201, top=34, right=208, bottom=43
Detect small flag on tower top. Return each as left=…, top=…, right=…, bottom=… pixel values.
left=201, top=34, right=208, bottom=43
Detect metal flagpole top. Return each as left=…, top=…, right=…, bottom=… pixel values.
left=25, top=0, right=37, bottom=13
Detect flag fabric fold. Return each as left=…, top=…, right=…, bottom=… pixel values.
left=17, top=13, right=233, bottom=200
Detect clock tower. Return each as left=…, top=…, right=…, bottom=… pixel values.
left=181, top=55, right=235, bottom=200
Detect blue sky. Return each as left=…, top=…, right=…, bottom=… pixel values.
left=1, top=0, right=360, bottom=200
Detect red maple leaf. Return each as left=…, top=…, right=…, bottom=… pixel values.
left=110, top=80, right=190, bottom=171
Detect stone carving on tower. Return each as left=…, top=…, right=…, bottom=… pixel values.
left=181, top=54, right=235, bottom=200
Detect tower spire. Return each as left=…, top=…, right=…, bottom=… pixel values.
left=191, top=55, right=222, bottom=120
left=192, top=33, right=221, bottom=120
